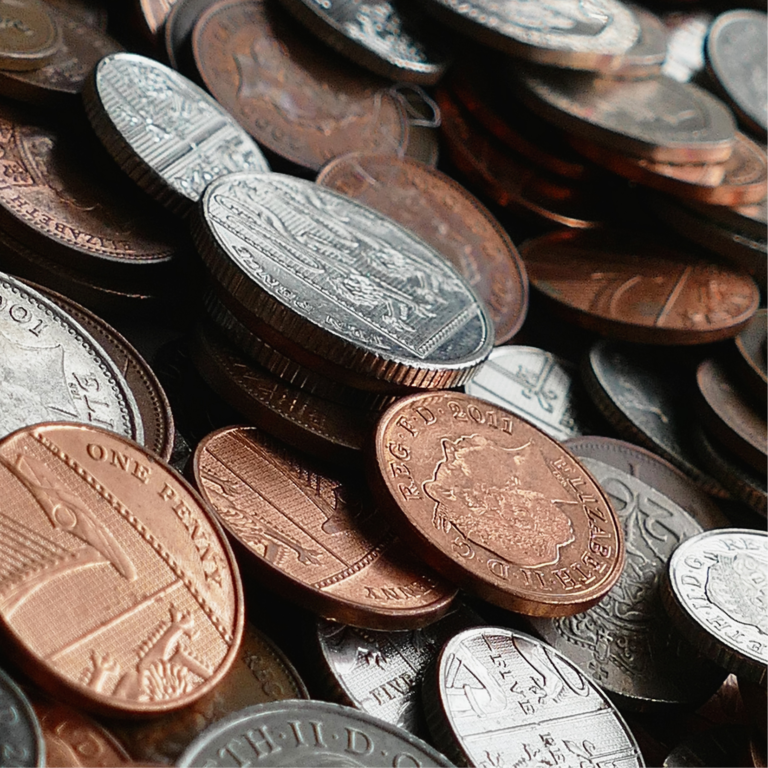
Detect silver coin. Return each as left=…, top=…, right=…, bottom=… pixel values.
left=660, top=9, right=712, bottom=84
left=0, top=272, right=142, bottom=442
left=193, top=173, right=493, bottom=391
left=0, top=667, right=44, bottom=767
left=530, top=458, right=725, bottom=710
left=315, top=604, right=482, bottom=737
left=83, top=53, right=270, bottom=214
left=424, top=626, right=644, bottom=768
left=604, top=5, right=667, bottom=80
left=663, top=528, right=768, bottom=685
left=177, top=700, right=453, bottom=766
left=465, top=345, right=597, bottom=441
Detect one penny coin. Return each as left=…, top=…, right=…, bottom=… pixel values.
left=0, top=423, right=244, bottom=716
left=0, top=0, right=61, bottom=71
left=0, top=668, right=44, bottom=767
left=193, top=425, right=456, bottom=629
left=521, top=229, right=760, bottom=345
left=317, top=152, right=528, bottom=345
left=370, top=391, right=625, bottom=616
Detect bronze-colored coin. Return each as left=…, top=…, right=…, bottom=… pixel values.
left=398, top=85, right=440, bottom=167
left=108, top=622, right=308, bottom=764
left=193, top=425, right=457, bottom=629
left=0, top=423, right=244, bottom=716
left=734, top=309, right=768, bottom=403
left=697, top=359, right=767, bottom=475
left=317, top=152, right=528, bottom=345
left=684, top=196, right=767, bottom=243
left=164, top=0, right=216, bottom=70
left=135, top=0, right=177, bottom=44
left=45, top=1, right=108, bottom=31
left=369, top=391, right=625, bottom=616
left=0, top=0, right=61, bottom=71
left=521, top=229, right=760, bottom=345
left=192, top=0, right=408, bottom=172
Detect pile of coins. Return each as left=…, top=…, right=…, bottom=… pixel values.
left=0, top=0, right=764, bottom=766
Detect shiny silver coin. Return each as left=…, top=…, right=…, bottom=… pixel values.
left=0, top=667, right=44, bottom=766
left=424, top=626, right=644, bottom=768
left=83, top=52, right=270, bottom=214
left=0, top=272, right=143, bottom=442
left=604, top=5, right=667, bottom=80
left=177, top=700, right=453, bottom=766
left=530, top=458, right=726, bottom=711
left=192, top=173, right=493, bottom=392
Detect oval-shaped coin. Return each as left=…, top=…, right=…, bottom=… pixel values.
left=424, top=627, right=644, bottom=767
left=662, top=528, right=768, bottom=685
left=370, top=391, right=625, bottom=616
left=0, top=668, right=44, bottom=767
left=177, top=700, right=453, bottom=766
left=193, top=425, right=456, bottom=629
left=521, top=229, right=759, bottom=344
left=604, top=5, right=667, bottom=79
left=317, top=152, right=528, bottom=345
left=0, top=423, right=244, bottom=716
left=83, top=52, right=270, bottom=215
left=531, top=457, right=726, bottom=710
left=193, top=173, right=493, bottom=391
left=192, top=0, right=407, bottom=172
left=0, top=0, right=60, bottom=71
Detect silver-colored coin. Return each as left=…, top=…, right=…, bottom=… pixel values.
left=660, top=9, right=712, bottom=84
left=315, top=604, right=482, bottom=737
left=530, top=458, right=725, bottom=711
left=706, top=10, right=768, bottom=136
left=415, top=0, right=639, bottom=71
left=0, top=272, right=143, bottom=442
left=177, top=700, right=453, bottom=766
left=424, top=626, right=644, bottom=768
left=514, top=69, right=736, bottom=163
left=465, top=346, right=596, bottom=442
left=0, top=667, right=44, bottom=767
left=604, top=5, right=667, bottom=80
left=193, top=173, right=493, bottom=391
left=663, top=528, right=768, bottom=685
left=83, top=52, right=270, bottom=214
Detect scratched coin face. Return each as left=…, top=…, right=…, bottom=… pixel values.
left=0, top=668, right=44, bottom=767
left=0, top=0, right=61, bottom=71
left=423, top=627, right=643, bottom=768
left=0, top=423, right=243, bottom=716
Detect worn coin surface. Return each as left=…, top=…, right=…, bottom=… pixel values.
left=194, top=172, right=493, bottom=391
left=531, top=458, right=725, bottom=710
left=0, top=668, right=44, bottom=767
left=46, top=1, right=107, bottom=30
left=662, top=528, right=768, bottom=685
left=177, top=700, right=453, bottom=766
left=0, top=0, right=60, bottom=71
left=521, top=229, right=759, bottom=345
left=317, top=152, right=528, bottom=345
left=424, top=627, right=644, bottom=768
left=370, top=391, right=625, bottom=616
left=465, top=346, right=597, bottom=442
left=193, top=425, right=456, bottom=629
left=0, top=423, right=243, bottom=716
left=84, top=53, right=269, bottom=215
left=193, top=0, right=408, bottom=172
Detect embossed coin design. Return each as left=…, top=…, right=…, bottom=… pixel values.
left=0, top=0, right=60, bottom=71
left=531, top=458, right=726, bottom=710
left=662, top=529, right=768, bottom=685
left=317, top=152, right=528, bottom=345
left=370, top=391, right=625, bottom=615
left=84, top=53, right=269, bottom=215
left=0, top=423, right=244, bottom=716
left=0, top=668, right=44, bottom=767
left=193, top=0, right=408, bottom=172
left=423, top=627, right=644, bottom=768
left=521, top=229, right=760, bottom=345
left=177, top=700, right=453, bottom=766
left=194, top=425, right=456, bottom=629
left=193, top=173, right=493, bottom=391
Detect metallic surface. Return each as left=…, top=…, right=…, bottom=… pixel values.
left=0, top=0, right=60, bottom=71
left=0, top=423, right=243, bottom=715
left=164, top=0, right=217, bottom=70
left=46, top=1, right=107, bottom=30
left=604, top=5, right=667, bottom=80
left=0, top=669, right=44, bottom=767
left=734, top=309, right=768, bottom=401
left=317, top=152, right=528, bottom=345
left=193, top=425, right=456, bottom=629
left=371, top=391, right=625, bottom=616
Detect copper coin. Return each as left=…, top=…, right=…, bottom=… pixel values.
left=370, top=391, right=625, bottom=616
left=521, top=229, right=760, bottom=345
left=193, top=425, right=456, bottom=629
left=135, top=0, right=177, bottom=44
left=46, top=1, right=108, bottom=31
left=397, top=84, right=440, bottom=167
left=0, top=422, right=244, bottom=716
left=317, top=152, right=528, bottom=345
left=734, top=309, right=768, bottom=403
left=164, top=0, right=216, bottom=70
left=192, top=0, right=408, bottom=172
left=696, top=358, right=767, bottom=475
left=0, top=0, right=61, bottom=71
left=684, top=196, right=768, bottom=244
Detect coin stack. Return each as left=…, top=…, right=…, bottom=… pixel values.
left=0, top=1, right=764, bottom=767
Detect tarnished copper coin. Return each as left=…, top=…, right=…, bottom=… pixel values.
left=0, top=423, right=244, bottom=716
left=46, top=1, right=108, bottom=30
left=192, top=0, right=408, bottom=172
left=521, top=229, right=760, bottom=345
left=0, top=0, right=61, bottom=71
left=734, top=309, right=768, bottom=403
left=317, top=152, right=528, bottom=345
left=370, top=391, right=625, bottom=616
left=193, top=425, right=456, bottom=629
